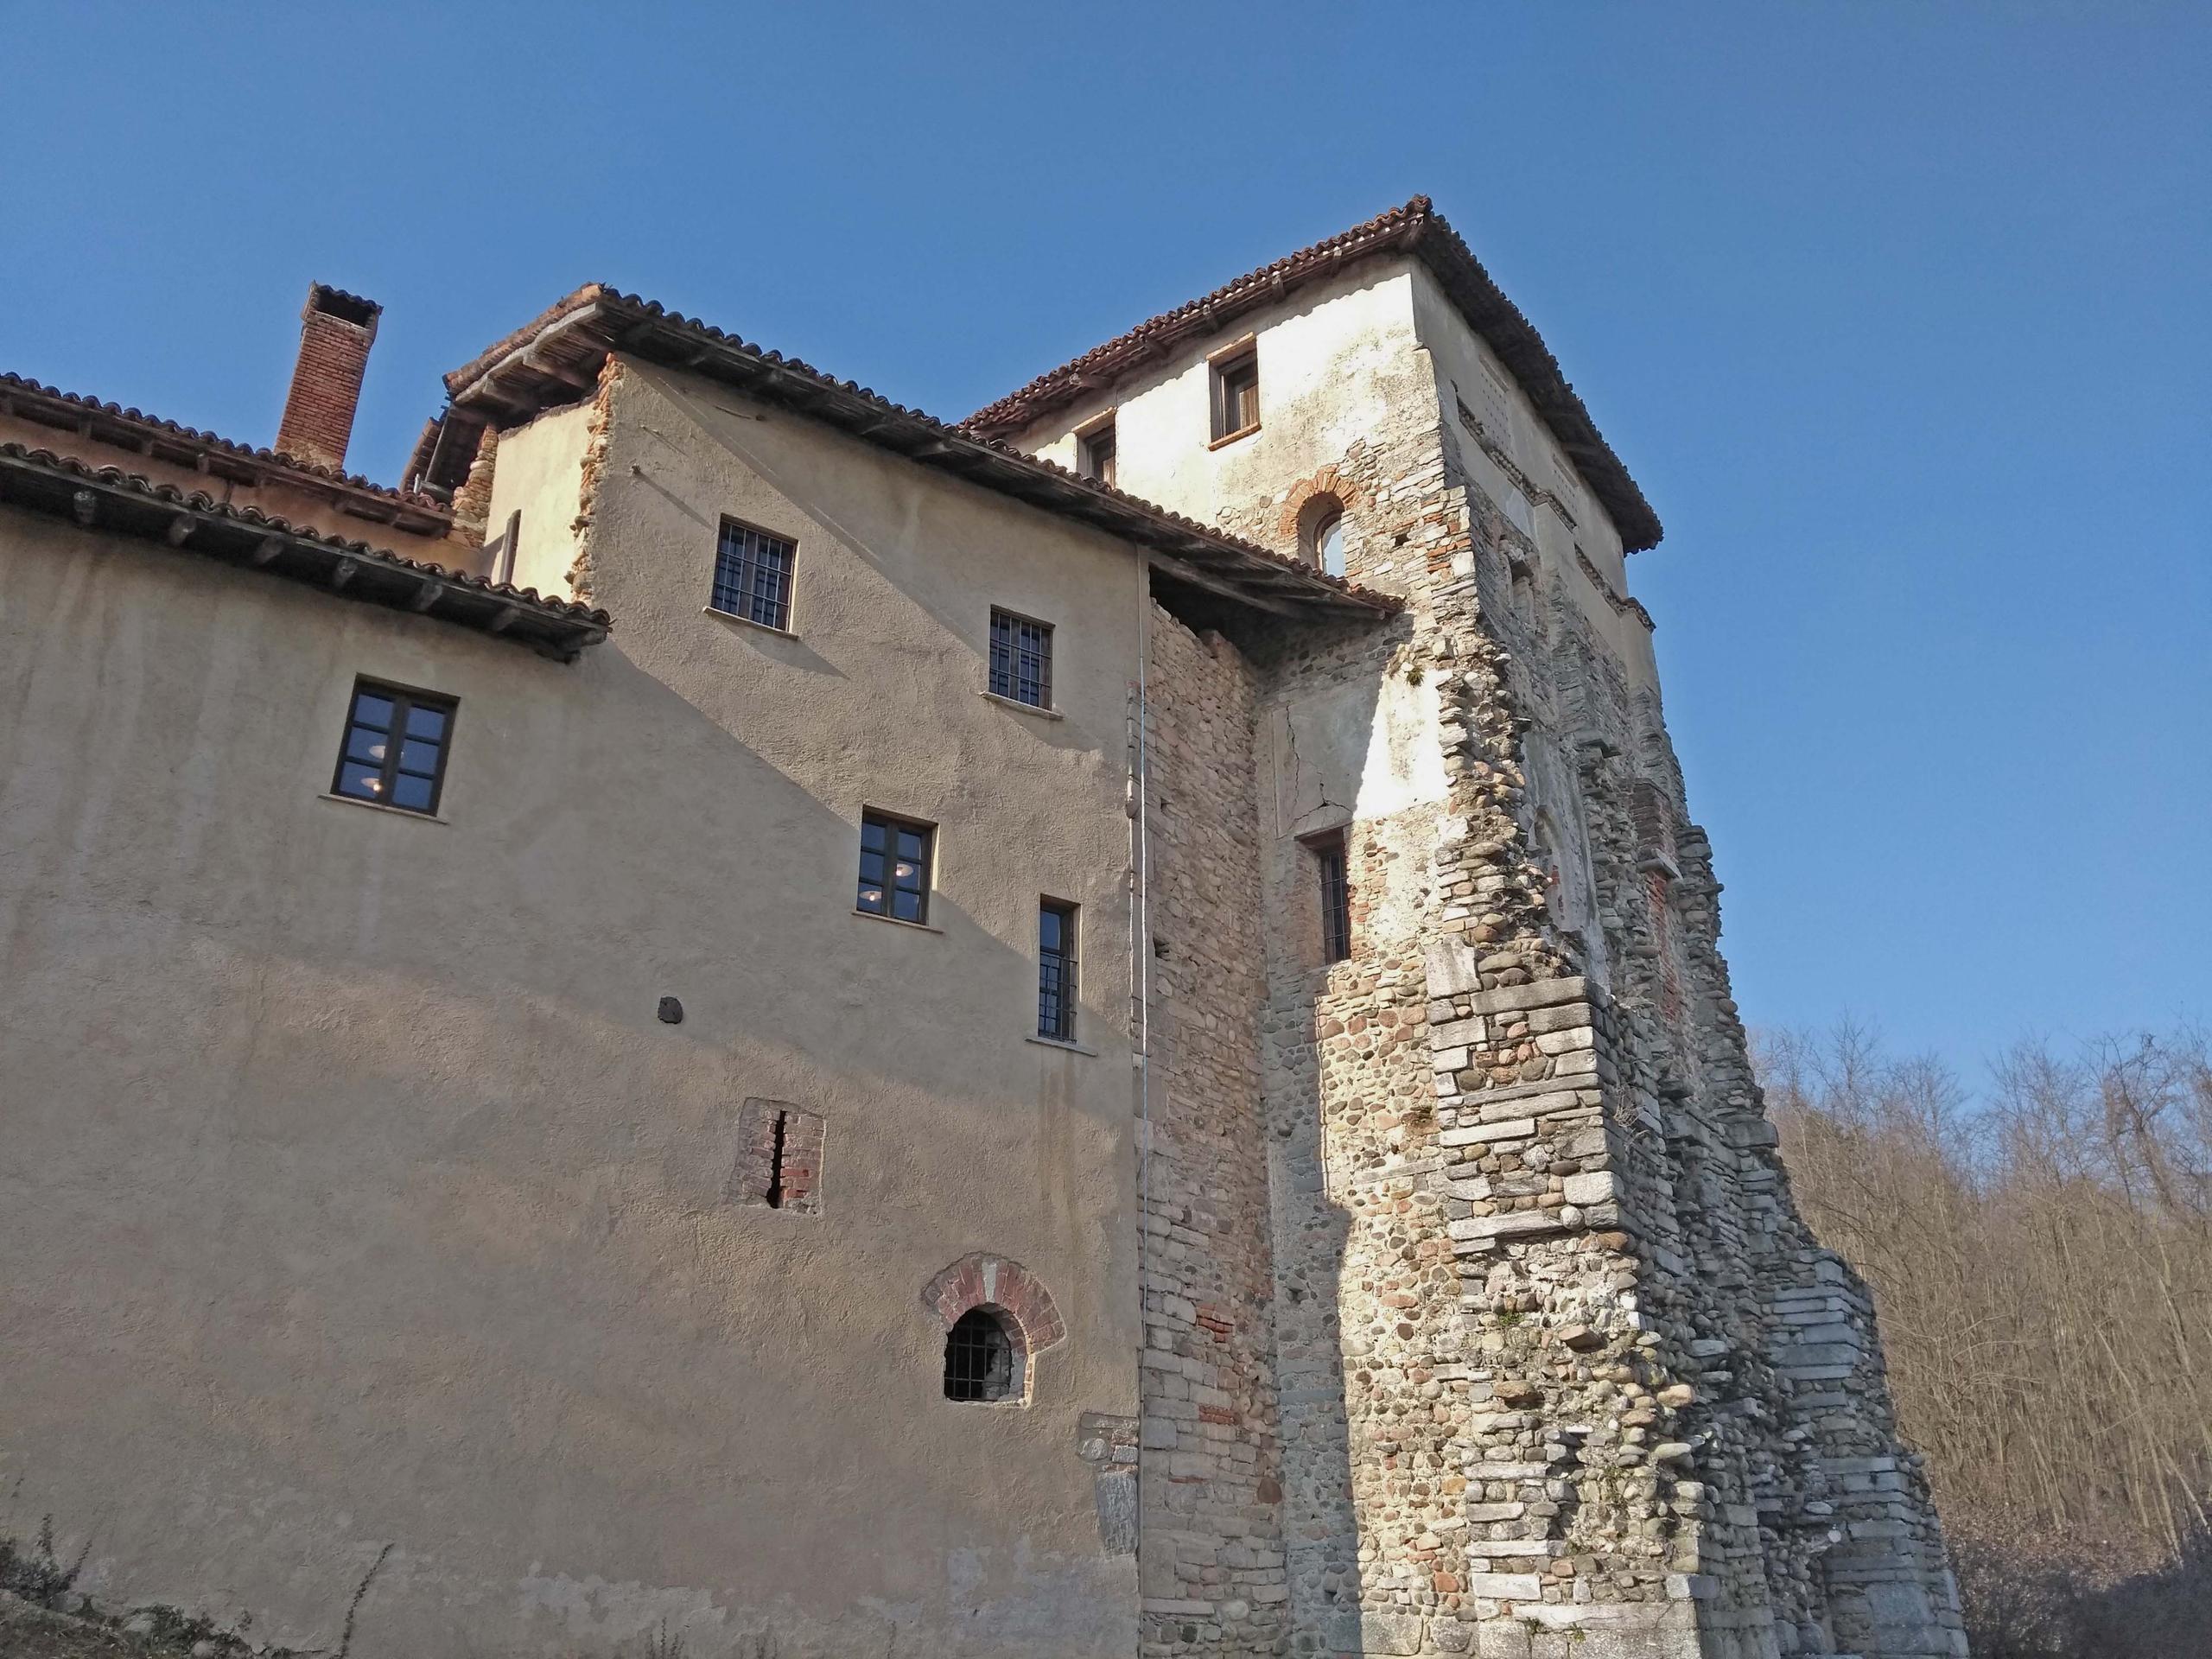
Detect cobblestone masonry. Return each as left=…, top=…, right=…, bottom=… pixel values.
left=1127, top=329, right=1963, bottom=1657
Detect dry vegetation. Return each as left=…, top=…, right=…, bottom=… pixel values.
left=1761, top=1023, right=2212, bottom=1658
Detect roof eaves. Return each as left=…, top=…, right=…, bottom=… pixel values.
left=0, top=442, right=607, bottom=661
left=444, top=288, right=1400, bottom=620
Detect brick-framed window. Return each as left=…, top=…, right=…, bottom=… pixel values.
left=1209, top=342, right=1259, bottom=444
left=728, top=1097, right=825, bottom=1215
left=1310, top=830, right=1351, bottom=963
left=857, top=810, right=934, bottom=924
left=1077, top=416, right=1116, bottom=486
left=944, top=1307, right=1019, bottom=1401
left=710, top=516, right=797, bottom=632
left=330, top=678, right=456, bottom=815
left=988, top=608, right=1053, bottom=709
left=1038, top=899, right=1077, bottom=1041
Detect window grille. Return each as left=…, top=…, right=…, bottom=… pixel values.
left=330, top=680, right=456, bottom=815
left=1039, top=900, right=1077, bottom=1040
left=1211, top=347, right=1259, bottom=441
left=944, top=1307, right=1018, bottom=1402
left=1314, top=832, right=1351, bottom=963
left=989, top=609, right=1053, bottom=709
left=857, top=811, right=934, bottom=924
left=710, top=518, right=797, bottom=631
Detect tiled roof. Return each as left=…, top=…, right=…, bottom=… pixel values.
left=0, top=372, right=451, bottom=531
left=0, top=442, right=607, bottom=660
left=437, top=287, right=1399, bottom=620
left=963, top=197, right=1664, bottom=554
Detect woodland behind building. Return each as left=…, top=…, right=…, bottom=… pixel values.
left=1760, top=1023, right=2212, bottom=1658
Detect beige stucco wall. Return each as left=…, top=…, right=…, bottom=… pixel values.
left=483, top=400, right=594, bottom=597
left=0, top=364, right=1150, bottom=1656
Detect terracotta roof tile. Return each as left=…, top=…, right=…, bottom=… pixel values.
left=963, top=196, right=1664, bottom=553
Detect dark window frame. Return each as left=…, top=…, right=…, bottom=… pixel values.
left=856, top=809, right=937, bottom=925
left=1038, top=898, right=1078, bottom=1041
left=988, top=607, right=1054, bottom=709
left=329, top=677, right=458, bottom=816
left=709, top=515, right=798, bottom=632
left=1310, top=830, right=1351, bottom=964
left=1209, top=342, right=1260, bottom=444
left=1077, top=416, right=1117, bottom=486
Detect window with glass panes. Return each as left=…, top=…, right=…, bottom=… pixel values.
left=1211, top=346, right=1259, bottom=441
left=857, top=811, right=933, bottom=923
left=710, top=517, right=797, bottom=631
left=988, top=609, right=1052, bottom=709
left=330, top=680, right=455, bottom=815
left=1038, top=900, right=1077, bottom=1040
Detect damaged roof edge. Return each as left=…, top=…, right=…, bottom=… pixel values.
left=0, top=443, right=609, bottom=662
left=962, top=196, right=1663, bottom=554
left=435, top=286, right=1400, bottom=620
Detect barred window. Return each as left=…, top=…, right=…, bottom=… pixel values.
left=988, top=608, right=1053, bottom=709
left=710, top=517, right=796, bottom=631
left=1313, top=831, right=1351, bottom=963
left=331, top=679, right=455, bottom=816
left=1039, top=899, right=1077, bottom=1041
left=944, top=1306, right=1018, bottom=1402
left=857, top=810, right=933, bottom=924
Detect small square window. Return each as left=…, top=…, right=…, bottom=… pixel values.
left=330, top=679, right=456, bottom=815
left=858, top=810, right=935, bottom=924
left=1077, top=418, right=1116, bottom=486
left=710, top=518, right=797, bottom=632
left=1211, top=346, right=1259, bottom=442
left=1039, top=899, right=1077, bottom=1041
left=988, top=608, right=1053, bottom=709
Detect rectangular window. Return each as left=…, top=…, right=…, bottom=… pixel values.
left=1077, top=419, right=1116, bottom=486
left=330, top=679, right=456, bottom=815
left=1313, top=832, right=1351, bottom=963
left=1549, top=448, right=1580, bottom=515
left=1478, top=357, right=1514, bottom=440
left=857, top=810, right=934, bottom=924
left=1039, top=899, right=1077, bottom=1040
left=988, top=608, right=1053, bottom=709
left=1211, top=346, right=1259, bottom=442
left=710, top=517, right=797, bottom=631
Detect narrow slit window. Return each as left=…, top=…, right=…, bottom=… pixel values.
left=944, top=1306, right=1018, bottom=1402
left=1313, top=832, right=1351, bottom=963
left=1039, top=900, right=1077, bottom=1041
left=330, top=679, right=456, bottom=816
left=1211, top=346, right=1259, bottom=442
left=730, top=1098, right=824, bottom=1215
left=710, top=517, right=797, bottom=631
left=988, top=609, right=1053, bottom=709
left=1077, top=419, right=1116, bottom=486
left=858, top=810, right=935, bottom=924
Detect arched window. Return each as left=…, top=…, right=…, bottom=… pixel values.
left=1315, top=512, right=1346, bottom=579
left=944, top=1306, right=1020, bottom=1402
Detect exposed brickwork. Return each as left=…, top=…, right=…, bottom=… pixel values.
left=920, top=1252, right=1066, bottom=1357
left=275, top=285, right=378, bottom=474
left=728, top=1097, right=825, bottom=1216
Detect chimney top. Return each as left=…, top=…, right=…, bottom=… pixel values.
left=276, top=282, right=381, bottom=473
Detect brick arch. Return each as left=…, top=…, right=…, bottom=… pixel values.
left=920, top=1252, right=1065, bottom=1352
left=1276, top=463, right=1370, bottom=550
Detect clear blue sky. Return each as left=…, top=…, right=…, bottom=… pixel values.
left=5, top=3, right=2205, bottom=1077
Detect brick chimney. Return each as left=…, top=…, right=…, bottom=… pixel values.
left=276, top=283, right=381, bottom=473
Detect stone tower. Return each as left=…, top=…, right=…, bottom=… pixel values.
left=974, top=198, right=1966, bottom=1659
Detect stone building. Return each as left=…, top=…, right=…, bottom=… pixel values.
left=0, top=199, right=1963, bottom=1658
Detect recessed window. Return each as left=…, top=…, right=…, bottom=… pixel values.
left=331, top=679, right=455, bottom=815
left=988, top=608, right=1053, bottom=709
left=1210, top=345, right=1259, bottom=442
left=858, top=810, right=934, bottom=924
left=1312, top=831, right=1351, bottom=963
left=710, top=517, right=796, bottom=632
left=1478, top=358, right=1514, bottom=440
left=1039, top=899, right=1077, bottom=1040
left=1313, top=511, right=1345, bottom=579
left=944, top=1306, right=1020, bottom=1402
left=1077, top=418, right=1116, bottom=486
